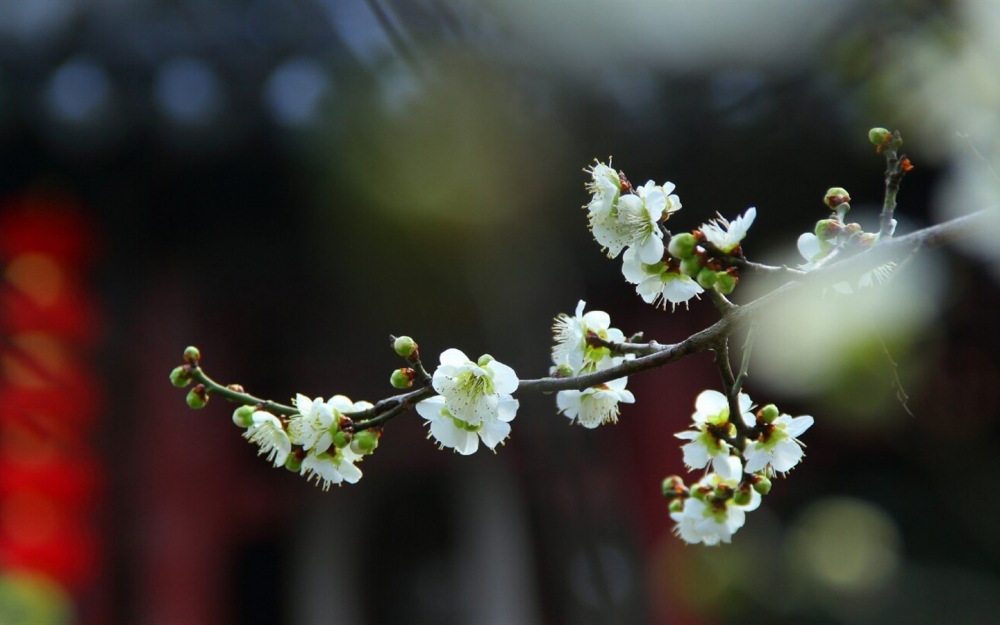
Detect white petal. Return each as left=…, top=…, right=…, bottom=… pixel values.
left=694, top=390, right=728, bottom=419
left=416, top=395, right=446, bottom=421
left=797, top=232, right=821, bottom=262
left=478, top=419, right=511, bottom=449
left=556, top=391, right=581, bottom=419
left=743, top=444, right=769, bottom=473
left=439, top=348, right=470, bottom=367
left=327, top=395, right=354, bottom=413
left=784, top=415, right=814, bottom=438
left=582, top=310, right=611, bottom=331
left=337, top=459, right=363, bottom=484
left=488, top=360, right=519, bottom=395
left=497, top=397, right=519, bottom=423
left=637, top=234, right=665, bottom=265
left=714, top=455, right=743, bottom=481
left=681, top=441, right=710, bottom=470
left=771, top=441, right=804, bottom=472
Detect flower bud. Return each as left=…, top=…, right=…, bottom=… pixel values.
left=668, top=233, right=698, bottom=259
left=186, top=385, right=208, bottom=409
left=814, top=219, right=842, bottom=241
left=169, top=365, right=192, bottom=388
left=183, top=346, right=201, bottom=364
left=758, top=404, right=779, bottom=423
left=552, top=363, right=575, bottom=378
left=232, top=405, right=255, bottom=428
left=680, top=255, right=702, bottom=278
left=284, top=453, right=303, bottom=473
left=868, top=127, right=891, bottom=146
left=714, top=272, right=736, bottom=295
left=351, top=430, right=379, bottom=455
left=733, top=486, right=753, bottom=506
left=668, top=499, right=685, bottom=514
left=661, top=475, right=686, bottom=498
left=477, top=354, right=494, bottom=367
left=390, top=368, right=414, bottom=389
left=332, top=430, right=351, bottom=449
left=696, top=267, right=717, bottom=289
left=823, top=187, right=851, bottom=209
left=845, top=222, right=863, bottom=237
left=393, top=335, right=417, bottom=358
left=753, top=476, right=772, bottom=495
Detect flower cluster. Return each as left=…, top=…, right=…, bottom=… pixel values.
left=551, top=300, right=635, bottom=428
left=585, top=161, right=758, bottom=310
left=666, top=391, right=813, bottom=544
left=233, top=393, right=380, bottom=491
left=416, top=349, right=519, bottom=455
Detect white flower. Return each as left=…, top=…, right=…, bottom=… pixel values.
left=552, top=300, right=625, bottom=373
left=622, top=247, right=704, bottom=310
left=700, top=207, right=756, bottom=253
left=431, top=349, right=519, bottom=426
left=585, top=161, right=621, bottom=220
left=300, top=447, right=363, bottom=490
left=797, top=231, right=894, bottom=292
left=416, top=394, right=518, bottom=454
left=287, top=394, right=362, bottom=454
left=591, top=185, right=667, bottom=262
left=674, top=390, right=755, bottom=480
left=636, top=180, right=681, bottom=220
left=243, top=411, right=291, bottom=468
left=556, top=375, right=635, bottom=428
left=744, top=413, right=814, bottom=475
left=670, top=470, right=761, bottom=546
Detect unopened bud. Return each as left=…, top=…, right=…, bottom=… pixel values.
left=390, top=368, right=414, bottom=389
left=814, top=219, right=842, bottom=241
left=233, top=405, right=255, bottom=428
left=186, top=385, right=208, bottom=409
left=477, top=354, right=494, bottom=367
left=552, top=363, right=575, bottom=378
left=753, top=476, right=772, bottom=495
left=661, top=475, right=685, bottom=498
left=714, top=272, right=736, bottom=295
left=351, top=430, right=379, bottom=455
left=680, top=255, right=702, bottom=278
left=328, top=430, right=348, bottom=449
left=668, top=499, right=685, bottom=514
left=183, top=346, right=201, bottom=364
left=758, top=404, right=779, bottom=423
left=733, top=486, right=753, bottom=506
left=823, top=187, right=851, bottom=209
left=868, top=127, right=891, bottom=146
left=668, top=233, right=698, bottom=259
left=393, top=335, right=418, bottom=358
left=169, top=366, right=192, bottom=388
left=696, top=267, right=717, bottom=289
left=845, top=222, right=863, bottom=237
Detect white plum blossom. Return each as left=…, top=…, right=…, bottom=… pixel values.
left=416, top=394, right=518, bottom=454
left=674, top=390, right=755, bottom=481
left=744, top=413, right=814, bottom=475
left=556, top=375, right=635, bottom=428
left=636, top=180, right=681, bottom=220
left=243, top=411, right=292, bottom=468
left=591, top=183, right=671, bottom=262
left=622, top=246, right=703, bottom=310
left=585, top=161, right=621, bottom=220
left=552, top=300, right=625, bottom=373
left=671, top=467, right=761, bottom=546
left=700, top=207, right=756, bottom=253
left=300, top=447, right=363, bottom=490
left=288, top=394, right=343, bottom=454
left=431, top=349, right=519, bottom=426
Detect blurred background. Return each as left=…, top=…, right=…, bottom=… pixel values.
left=1, top=0, right=999, bottom=623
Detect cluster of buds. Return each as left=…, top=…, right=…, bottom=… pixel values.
left=666, top=207, right=755, bottom=296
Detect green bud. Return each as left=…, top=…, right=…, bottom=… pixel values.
left=351, top=430, right=379, bottom=455
left=169, top=365, right=192, bottom=388
left=823, top=187, right=851, bottom=209
left=668, top=499, right=685, bottom=514
left=680, top=255, right=702, bottom=278
left=758, top=404, right=779, bottom=423
left=814, top=219, right=842, bottom=241
left=845, top=222, right=863, bottom=236
left=661, top=475, right=685, bottom=498
left=868, top=127, right=891, bottom=146
left=393, top=335, right=417, bottom=358
left=552, top=363, right=575, bottom=378
left=390, top=368, right=413, bottom=389
left=186, top=386, right=208, bottom=409
left=232, top=405, right=255, bottom=428
left=332, top=430, right=351, bottom=449
left=284, top=453, right=303, bottom=473
left=753, top=477, right=772, bottom=495
left=183, top=346, right=201, bottom=364
left=733, top=487, right=753, bottom=506
left=477, top=354, right=494, bottom=367
left=696, top=267, right=717, bottom=289
left=667, top=233, right=697, bottom=259
left=714, top=272, right=736, bottom=295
